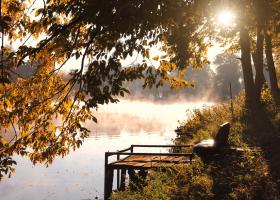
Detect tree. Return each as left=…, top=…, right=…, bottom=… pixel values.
left=0, top=0, right=279, bottom=179
left=213, top=54, right=243, bottom=100
left=265, top=34, right=280, bottom=103
left=0, top=0, right=211, bottom=179
left=264, top=3, right=280, bottom=104
left=207, top=0, right=279, bottom=108
left=183, top=65, right=215, bottom=99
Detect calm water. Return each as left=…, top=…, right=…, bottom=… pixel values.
left=0, top=101, right=211, bottom=200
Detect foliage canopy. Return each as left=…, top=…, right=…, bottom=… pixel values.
left=0, top=0, right=279, bottom=179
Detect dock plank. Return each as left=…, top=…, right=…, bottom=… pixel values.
left=109, top=154, right=191, bottom=168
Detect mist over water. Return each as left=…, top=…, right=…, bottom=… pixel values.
left=0, top=100, right=213, bottom=200
left=89, top=100, right=210, bottom=137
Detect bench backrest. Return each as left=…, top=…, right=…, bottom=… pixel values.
left=214, top=122, right=230, bottom=148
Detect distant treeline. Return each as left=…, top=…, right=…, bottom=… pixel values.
left=13, top=54, right=274, bottom=102
left=124, top=54, right=244, bottom=102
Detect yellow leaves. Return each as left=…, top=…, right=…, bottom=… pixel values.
left=157, top=62, right=193, bottom=90
left=2, top=98, right=12, bottom=108
left=35, top=9, right=42, bottom=17
left=178, top=69, right=185, bottom=78
left=1, top=138, right=8, bottom=145
left=169, top=77, right=192, bottom=90
left=60, top=99, right=73, bottom=117
left=145, top=48, right=150, bottom=59
left=34, top=50, right=54, bottom=70
left=33, top=24, right=42, bottom=39
left=159, top=61, right=177, bottom=73
left=152, top=55, right=159, bottom=61
left=10, top=168, right=16, bottom=173
left=0, top=50, right=93, bottom=172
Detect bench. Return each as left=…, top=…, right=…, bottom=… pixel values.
left=193, top=122, right=230, bottom=156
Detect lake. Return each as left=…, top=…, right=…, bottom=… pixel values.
left=0, top=100, right=211, bottom=200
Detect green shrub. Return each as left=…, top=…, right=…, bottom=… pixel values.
left=112, top=159, right=214, bottom=200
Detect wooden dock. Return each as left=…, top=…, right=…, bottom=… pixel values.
left=104, top=144, right=193, bottom=200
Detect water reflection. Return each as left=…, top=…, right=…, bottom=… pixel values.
left=0, top=101, right=211, bottom=200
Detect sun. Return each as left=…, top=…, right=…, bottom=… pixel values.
left=217, top=10, right=235, bottom=26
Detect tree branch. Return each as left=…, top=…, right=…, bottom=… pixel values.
left=17, top=15, right=84, bottom=67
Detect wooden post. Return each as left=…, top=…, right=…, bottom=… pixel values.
left=120, top=169, right=126, bottom=191
left=229, top=82, right=234, bottom=119
left=117, top=154, right=120, bottom=190
left=104, top=152, right=114, bottom=200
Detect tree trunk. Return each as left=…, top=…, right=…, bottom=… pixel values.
left=252, top=24, right=265, bottom=102
left=240, top=26, right=257, bottom=108
left=265, top=34, right=280, bottom=104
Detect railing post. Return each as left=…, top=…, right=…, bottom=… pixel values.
left=190, top=153, right=193, bottom=163
left=131, top=145, right=134, bottom=153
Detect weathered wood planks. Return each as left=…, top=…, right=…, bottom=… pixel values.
left=110, top=155, right=191, bottom=168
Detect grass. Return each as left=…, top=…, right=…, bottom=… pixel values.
left=112, top=88, right=280, bottom=200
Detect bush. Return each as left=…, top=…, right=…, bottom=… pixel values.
left=112, top=160, right=213, bottom=200
left=175, top=92, right=279, bottom=199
